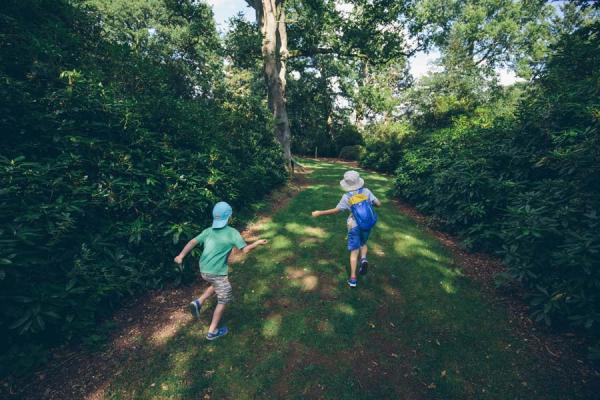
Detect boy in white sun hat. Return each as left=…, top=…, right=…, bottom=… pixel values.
left=174, top=201, right=268, bottom=340
left=311, top=170, right=381, bottom=287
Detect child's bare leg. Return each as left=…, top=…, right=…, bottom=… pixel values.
left=350, top=249, right=359, bottom=278
left=208, top=303, right=226, bottom=333
left=199, top=285, right=215, bottom=302
left=360, top=245, right=368, bottom=259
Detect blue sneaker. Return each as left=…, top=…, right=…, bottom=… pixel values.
left=206, top=326, right=229, bottom=341
left=189, top=299, right=202, bottom=318
left=359, top=258, right=368, bottom=275
left=347, top=278, right=358, bottom=288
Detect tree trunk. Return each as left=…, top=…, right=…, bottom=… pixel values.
left=354, top=60, right=370, bottom=131
left=248, top=0, right=292, bottom=169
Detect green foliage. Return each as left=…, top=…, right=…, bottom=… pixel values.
left=0, top=0, right=285, bottom=377
left=86, top=0, right=224, bottom=95
left=361, top=23, right=600, bottom=344
left=352, top=61, right=412, bottom=125
left=331, top=121, right=362, bottom=151
left=337, top=145, right=364, bottom=161
left=287, top=64, right=363, bottom=156
left=412, top=0, right=554, bottom=78
left=224, top=5, right=365, bottom=158
left=224, top=16, right=262, bottom=70
left=496, top=22, right=600, bottom=331
left=287, top=67, right=337, bottom=156
left=360, top=121, right=413, bottom=173
left=281, top=0, right=420, bottom=157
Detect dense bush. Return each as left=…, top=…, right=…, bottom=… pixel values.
left=290, top=114, right=364, bottom=158
left=285, top=58, right=363, bottom=158
left=0, top=0, right=286, bottom=376
left=360, top=121, right=413, bottom=173
left=338, top=145, right=364, bottom=161
left=362, top=24, right=600, bottom=342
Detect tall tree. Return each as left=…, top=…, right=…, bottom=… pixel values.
left=412, top=0, right=554, bottom=78
left=87, top=0, right=223, bottom=97
left=246, top=0, right=293, bottom=168
left=245, top=0, right=428, bottom=165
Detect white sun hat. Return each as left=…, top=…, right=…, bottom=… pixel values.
left=340, top=170, right=365, bottom=192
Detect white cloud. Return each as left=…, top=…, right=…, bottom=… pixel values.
left=327, top=76, right=340, bottom=93
left=497, top=67, right=524, bottom=86
left=409, top=49, right=523, bottom=86
left=335, top=2, right=354, bottom=18
left=409, top=49, right=442, bottom=79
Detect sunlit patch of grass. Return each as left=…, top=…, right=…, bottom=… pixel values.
left=285, top=267, right=319, bottom=291
left=370, top=242, right=386, bottom=256
left=298, top=237, right=321, bottom=248
left=262, top=313, right=282, bottom=338
left=335, top=303, right=356, bottom=316
left=270, top=234, right=293, bottom=250
left=304, top=226, right=328, bottom=238
left=440, top=279, right=457, bottom=294
left=285, top=266, right=312, bottom=278
left=284, top=222, right=329, bottom=238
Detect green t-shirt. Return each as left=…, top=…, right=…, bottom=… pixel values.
left=194, top=226, right=246, bottom=275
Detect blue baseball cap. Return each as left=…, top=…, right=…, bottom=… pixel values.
left=212, top=201, right=232, bottom=228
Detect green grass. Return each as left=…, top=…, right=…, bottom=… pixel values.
left=104, top=160, right=585, bottom=399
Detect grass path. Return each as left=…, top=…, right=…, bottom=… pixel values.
left=53, top=160, right=592, bottom=399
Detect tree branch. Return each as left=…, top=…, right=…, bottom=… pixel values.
left=474, top=40, right=500, bottom=66
left=288, top=45, right=421, bottom=63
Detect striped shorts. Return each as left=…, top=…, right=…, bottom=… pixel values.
left=201, top=273, right=233, bottom=304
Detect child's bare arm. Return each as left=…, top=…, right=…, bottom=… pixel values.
left=312, top=208, right=341, bottom=217
left=242, top=239, right=268, bottom=254
left=227, top=239, right=267, bottom=264
left=174, top=238, right=198, bottom=264
left=373, top=199, right=382, bottom=207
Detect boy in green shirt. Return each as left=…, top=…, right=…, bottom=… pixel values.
left=174, top=201, right=267, bottom=340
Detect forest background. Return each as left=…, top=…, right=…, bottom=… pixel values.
left=0, top=0, right=598, bottom=378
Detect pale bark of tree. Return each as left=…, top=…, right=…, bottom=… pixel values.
left=354, top=60, right=370, bottom=131
left=247, top=0, right=292, bottom=168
